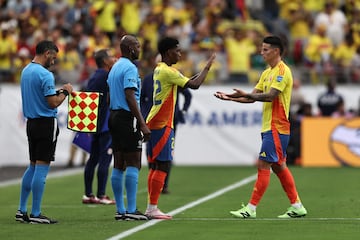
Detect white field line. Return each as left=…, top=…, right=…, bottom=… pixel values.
left=105, top=174, right=258, bottom=240
left=170, top=217, right=360, bottom=221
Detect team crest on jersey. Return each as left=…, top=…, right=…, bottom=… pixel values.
left=276, top=76, right=283, bottom=82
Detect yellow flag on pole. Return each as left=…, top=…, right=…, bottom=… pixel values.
left=67, top=91, right=100, bottom=133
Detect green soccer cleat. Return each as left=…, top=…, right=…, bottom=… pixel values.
left=230, top=204, right=256, bottom=219
left=278, top=206, right=307, bottom=218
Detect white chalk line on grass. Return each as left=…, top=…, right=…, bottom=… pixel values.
left=105, top=174, right=258, bottom=240
left=170, top=217, right=360, bottom=221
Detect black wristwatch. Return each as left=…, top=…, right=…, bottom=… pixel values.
left=57, top=89, right=69, bottom=96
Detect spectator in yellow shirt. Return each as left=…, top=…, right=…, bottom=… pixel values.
left=161, top=0, right=179, bottom=27
left=139, top=11, right=161, bottom=53
left=302, top=0, right=326, bottom=16
left=349, top=8, right=360, bottom=48
left=57, top=40, right=82, bottom=84
left=91, top=0, right=118, bottom=42
left=283, top=2, right=312, bottom=64
left=304, top=24, right=334, bottom=84
left=119, top=0, right=141, bottom=35
left=224, top=27, right=256, bottom=84
left=333, top=33, right=357, bottom=83
left=0, top=24, right=16, bottom=82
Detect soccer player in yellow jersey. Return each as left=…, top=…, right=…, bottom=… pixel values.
left=215, top=36, right=307, bottom=219
left=145, top=37, right=216, bottom=219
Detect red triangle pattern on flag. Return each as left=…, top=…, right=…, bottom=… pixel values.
left=67, top=91, right=100, bottom=133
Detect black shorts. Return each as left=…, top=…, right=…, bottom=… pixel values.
left=26, top=117, right=59, bottom=162
left=109, top=109, right=142, bottom=152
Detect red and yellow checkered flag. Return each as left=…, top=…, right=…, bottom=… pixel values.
left=67, top=91, right=100, bottom=133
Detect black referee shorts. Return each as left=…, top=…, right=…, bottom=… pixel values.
left=109, top=109, right=142, bottom=152
left=26, top=117, right=59, bottom=162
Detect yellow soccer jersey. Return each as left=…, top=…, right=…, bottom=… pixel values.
left=225, top=37, right=256, bottom=73
left=333, top=43, right=356, bottom=67
left=304, top=35, right=333, bottom=63
left=146, top=62, right=189, bottom=129
left=120, top=2, right=141, bottom=35
left=92, top=0, right=117, bottom=33
left=255, top=61, right=292, bottom=134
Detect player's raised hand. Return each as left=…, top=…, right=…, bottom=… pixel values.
left=205, top=52, right=216, bottom=70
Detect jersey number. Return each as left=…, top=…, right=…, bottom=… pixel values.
left=154, top=80, right=162, bottom=105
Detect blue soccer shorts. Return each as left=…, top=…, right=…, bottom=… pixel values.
left=259, top=130, right=290, bottom=164
left=146, top=126, right=175, bottom=163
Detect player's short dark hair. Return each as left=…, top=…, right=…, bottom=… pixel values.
left=263, top=36, right=284, bottom=55
left=158, top=37, right=179, bottom=55
left=35, top=40, right=59, bottom=55
left=94, top=49, right=109, bottom=68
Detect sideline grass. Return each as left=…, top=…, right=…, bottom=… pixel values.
left=0, top=166, right=359, bottom=240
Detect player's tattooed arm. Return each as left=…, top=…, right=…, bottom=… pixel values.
left=245, top=88, right=280, bottom=102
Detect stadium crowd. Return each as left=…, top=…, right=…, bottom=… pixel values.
left=0, top=0, right=359, bottom=115
left=0, top=0, right=360, bottom=84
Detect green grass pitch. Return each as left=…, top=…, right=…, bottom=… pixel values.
left=1, top=166, right=359, bottom=240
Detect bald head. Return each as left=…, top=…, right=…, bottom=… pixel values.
left=120, top=35, right=140, bottom=60
left=120, top=35, right=137, bottom=48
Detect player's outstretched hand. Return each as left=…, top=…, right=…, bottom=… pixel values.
left=231, top=88, right=247, bottom=97
left=214, top=88, right=248, bottom=101
left=214, top=91, right=231, bottom=101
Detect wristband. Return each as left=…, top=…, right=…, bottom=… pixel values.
left=58, top=89, right=69, bottom=96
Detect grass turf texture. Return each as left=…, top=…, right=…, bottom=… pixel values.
left=1, top=166, right=359, bottom=240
